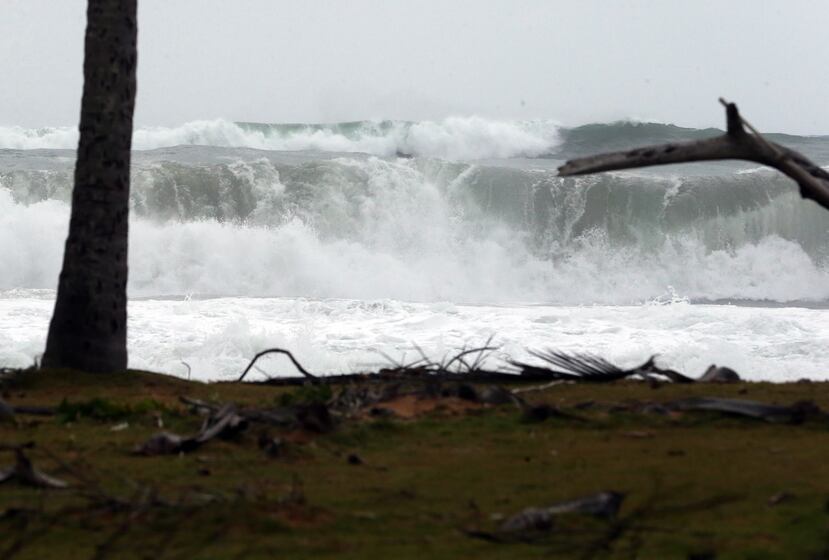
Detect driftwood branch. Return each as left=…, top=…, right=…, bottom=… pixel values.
left=0, top=443, right=69, bottom=489
left=237, top=348, right=319, bottom=383
left=558, top=98, right=829, bottom=211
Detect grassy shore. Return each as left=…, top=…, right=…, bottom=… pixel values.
left=2, top=369, right=829, bottom=559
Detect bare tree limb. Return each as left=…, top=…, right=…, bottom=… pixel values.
left=557, top=99, right=829, bottom=211
left=237, top=348, right=319, bottom=383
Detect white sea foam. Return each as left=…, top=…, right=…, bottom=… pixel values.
left=2, top=294, right=828, bottom=382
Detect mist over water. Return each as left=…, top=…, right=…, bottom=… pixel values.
left=2, top=117, right=829, bottom=378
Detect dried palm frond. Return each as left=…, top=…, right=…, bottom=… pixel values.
left=509, top=350, right=694, bottom=383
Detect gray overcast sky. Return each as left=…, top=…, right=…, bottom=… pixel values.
left=2, top=0, right=828, bottom=133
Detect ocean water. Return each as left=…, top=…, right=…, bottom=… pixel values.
left=1, top=117, right=828, bottom=381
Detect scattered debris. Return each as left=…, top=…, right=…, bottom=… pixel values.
left=510, top=351, right=748, bottom=385
left=137, top=396, right=337, bottom=455
left=258, top=434, right=285, bottom=459
left=505, top=350, right=750, bottom=386
left=510, top=350, right=697, bottom=384
left=135, top=404, right=248, bottom=455
left=667, top=397, right=822, bottom=424
left=510, top=351, right=648, bottom=383
left=544, top=491, right=626, bottom=519
left=499, top=507, right=556, bottom=532
left=500, top=491, right=625, bottom=533
left=180, top=396, right=334, bottom=433
left=240, top=344, right=565, bottom=386
left=135, top=432, right=188, bottom=455
left=768, top=492, right=793, bottom=506
left=0, top=444, right=68, bottom=489
left=699, top=365, right=741, bottom=383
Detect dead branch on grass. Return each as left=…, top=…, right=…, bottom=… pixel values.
left=178, top=395, right=334, bottom=433
left=237, top=348, right=319, bottom=383
left=667, top=397, right=823, bottom=424
left=0, top=443, right=68, bottom=489
left=135, top=404, right=249, bottom=456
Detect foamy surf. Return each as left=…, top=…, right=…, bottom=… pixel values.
left=1, top=294, right=828, bottom=382
left=2, top=118, right=829, bottom=380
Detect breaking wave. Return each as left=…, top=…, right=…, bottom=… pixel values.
left=5, top=117, right=829, bottom=162
left=2, top=147, right=829, bottom=304
left=0, top=117, right=560, bottom=160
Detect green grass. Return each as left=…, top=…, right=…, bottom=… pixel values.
left=2, top=369, right=829, bottom=559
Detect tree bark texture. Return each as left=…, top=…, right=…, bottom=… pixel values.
left=42, top=0, right=137, bottom=372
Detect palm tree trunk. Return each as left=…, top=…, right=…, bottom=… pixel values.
left=42, top=0, right=137, bottom=372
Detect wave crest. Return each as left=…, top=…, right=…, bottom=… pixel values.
left=3, top=157, right=829, bottom=304
left=0, top=116, right=560, bottom=160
